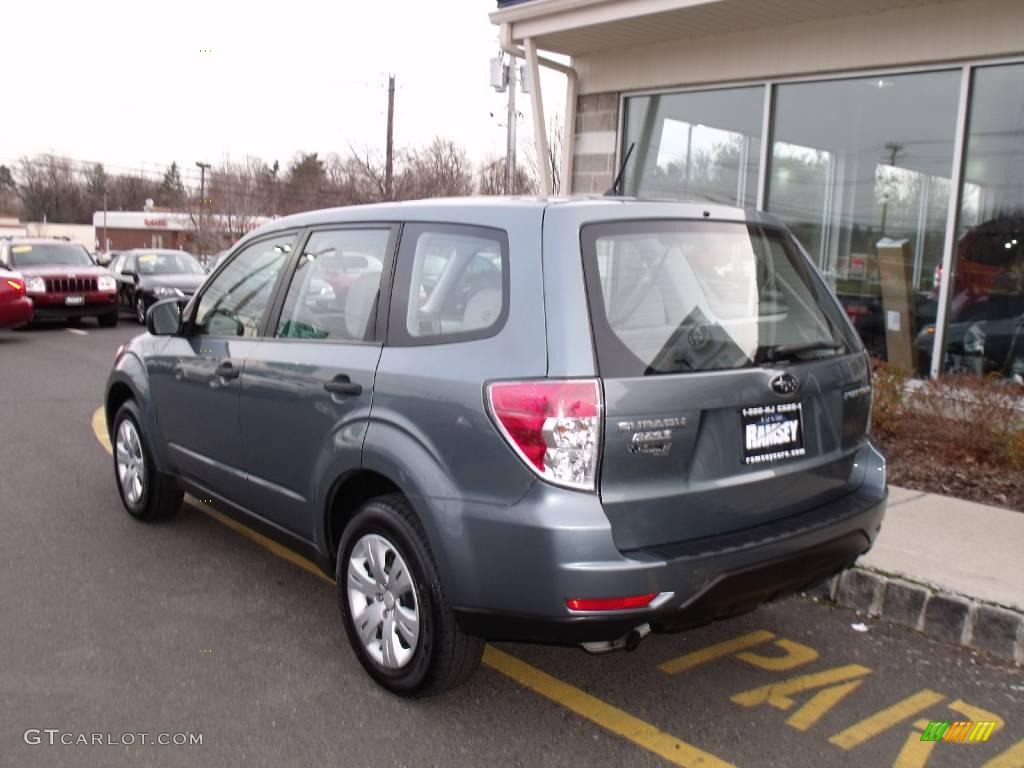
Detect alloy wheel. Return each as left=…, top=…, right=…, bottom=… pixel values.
left=136, top=298, right=146, bottom=324
left=115, top=419, right=145, bottom=505
left=346, top=533, right=420, bottom=669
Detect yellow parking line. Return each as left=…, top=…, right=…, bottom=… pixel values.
left=484, top=646, right=734, bottom=768
left=91, top=406, right=111, bottom=454
left=93, top=407, right=331, bottom=584
left=660, top=630, right=775, bottom=674
left=983, top=739, right=1024, bottom=768
left=90, top=406, right=734, bottom=767
left=829, top=690, right=946, bottom=750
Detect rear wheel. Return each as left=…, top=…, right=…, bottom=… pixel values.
left=112, top=401, right=181, bottom=522
left=337, top=494, right=483, bottom=697
left=98, top=311, right=119, bottom=328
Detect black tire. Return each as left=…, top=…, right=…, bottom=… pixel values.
left=98, top=311, right=119, bottom=328
left=111, top=400, right=182, bottom=522
left=135, top=297, right=147, bottom=325
left=336, top=494, right=483, bottom=697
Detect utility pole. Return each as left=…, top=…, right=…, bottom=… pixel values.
left=102, top=191, right=108, bottom=252
left=195, top=160, right=211, bottom=256
left=506, top=55, right=517, bottom=194
left=385, top=74, right=395, bottom=201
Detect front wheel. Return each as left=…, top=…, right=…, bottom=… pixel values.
left=111, top=401, right=182, bottom=522
left=135, top=297, right=147, bottom=325
left=337, top=495, right=483, bottom=697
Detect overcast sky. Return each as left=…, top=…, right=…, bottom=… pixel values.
left=2, top=0, right=566, bottom=185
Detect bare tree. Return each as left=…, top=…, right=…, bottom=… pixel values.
left=399, top=138, right=474, bottom=200
left=476, top=155, right=537, bottom=196
left=524, top=116, right=564, bottom=195
left=208, top=158, right=275, bottom=240
left=346, top=146, right=389, bottom=203
left=0, top=164, right=21, bottom=216
left=17, top=155, right=84, bottom=223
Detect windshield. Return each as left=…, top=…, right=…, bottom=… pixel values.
left=581, top=220, right=859, bottom=376
left=9, top=243, right=93, bottom=268
left=135, top=252, right=204, bottom=275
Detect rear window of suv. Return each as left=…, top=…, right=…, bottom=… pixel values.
left=580, top=220, right=857, bottom=377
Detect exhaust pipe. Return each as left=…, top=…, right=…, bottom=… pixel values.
left=580, top=624, right=651, bottom=655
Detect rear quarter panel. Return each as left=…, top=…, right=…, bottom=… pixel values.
left=364, top=204, right=549, bottom=600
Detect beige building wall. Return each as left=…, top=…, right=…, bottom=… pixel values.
left=568, top=0, right=1024, bottom=192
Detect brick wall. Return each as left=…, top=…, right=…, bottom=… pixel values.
left=98, top=228, right=190, bottom=252
left=570, top=92, right=619, bottom=194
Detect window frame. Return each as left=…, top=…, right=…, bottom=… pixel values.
left=183, top=229, right=301, bottom=338
left=263, top=223, right=401, bottom=346
left=387, top=221, right=511, bottom=347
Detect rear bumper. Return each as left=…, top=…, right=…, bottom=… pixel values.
left=448, top=443, right=886, bottom=644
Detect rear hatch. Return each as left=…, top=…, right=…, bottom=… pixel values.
left=580, top=219, right=873, bottom=552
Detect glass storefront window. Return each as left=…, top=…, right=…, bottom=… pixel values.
left=621, top=86, right=763, bottom=207
left=939, top=63, right=1024, bottom=381
left=766, top=71, right=961, bottom=373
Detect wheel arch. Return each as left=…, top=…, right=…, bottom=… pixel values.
left=325, top=469, right=403, bottom=560
left=322, top=463, right=467, bottom=606
left=105, top=356, right=169, bottom=473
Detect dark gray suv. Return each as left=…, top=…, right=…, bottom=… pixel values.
left=104, top=198, right=886, bottom=696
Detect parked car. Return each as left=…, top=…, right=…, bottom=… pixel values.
left=104, top=199, right=886, bottom=697
left=915, top=297, right=1024, bottom=380
left=0, top=238, right=118, bottom=326
left=95, top=250, right=120, bottom=267
left=938, top=215, right=1024, bottom=323
left=0, top=267, right=33, bottom=329
left=110, top=249, right=208, bottom=324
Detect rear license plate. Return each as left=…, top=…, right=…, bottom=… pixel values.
left=741, top=402, right=805, bottom=465
left=65, top=295, right=84, bottom=306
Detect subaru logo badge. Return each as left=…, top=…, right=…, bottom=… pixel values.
left=770, top=372, right=799, bottom=396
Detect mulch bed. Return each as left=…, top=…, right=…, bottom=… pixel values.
left=871, top=432, right=1024, bottom=512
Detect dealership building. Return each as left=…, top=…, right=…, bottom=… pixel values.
left=491, top=0, right=1024, bottom=379
left=92, top=210, right=272, bottom=253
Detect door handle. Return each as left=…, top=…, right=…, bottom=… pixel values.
left=323, top=374, right=362, bottom=397
left=215, top=360, right=241, bottom=380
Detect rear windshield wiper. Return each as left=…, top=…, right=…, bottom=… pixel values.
left=764, top=341, right=843, bottom=363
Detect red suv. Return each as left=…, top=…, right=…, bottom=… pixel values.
left=0, top=238, right=118, bottom=326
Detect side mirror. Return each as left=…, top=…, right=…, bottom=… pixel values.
left=146, top=298, right=184, bottom=336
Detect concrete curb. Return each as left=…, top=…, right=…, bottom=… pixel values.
left=804, top=567, right=1024, bottom=665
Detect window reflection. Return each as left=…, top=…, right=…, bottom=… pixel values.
left=622, top=87, right=763, bottom=208
left=767, top=71, right=961, bottom=371
left=936, top=63, right=1024, bottom=381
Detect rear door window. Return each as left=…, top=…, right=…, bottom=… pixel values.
left=580, top=220, right=858, bottom=377
left=389, top=223, right=509, bottom=345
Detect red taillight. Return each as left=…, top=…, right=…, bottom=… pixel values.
left=486, top=379, right=601, bottom=491
left=5, top=278, right=24, bottom=294
left=565, top=594, right=657, bottom=612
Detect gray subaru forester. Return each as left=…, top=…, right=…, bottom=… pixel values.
left=105, top=198, right=886, bottom=696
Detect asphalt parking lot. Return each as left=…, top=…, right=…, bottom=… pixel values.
left=2, top=322, right=1023, bottom=768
